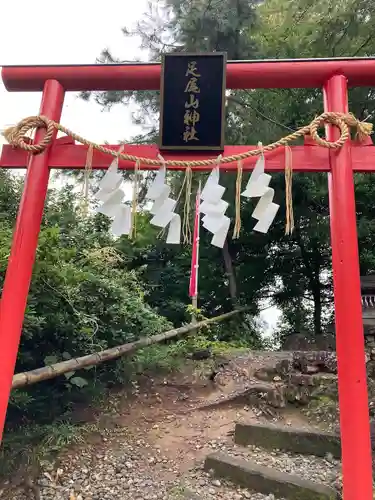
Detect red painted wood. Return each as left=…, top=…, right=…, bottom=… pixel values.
left=4, top=59, right=375, bottom=91
left=0, top=81, right=65, bottom=442
left=324, top=75, right=373, bottom=500
left=1, top=60, right=375, bottom=492
left=1, top=142, right=375, bottom=171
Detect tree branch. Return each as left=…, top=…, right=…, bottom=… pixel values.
left=227, top=96, right=295, bottom=132
left=351, top=35, right=373, bottom=57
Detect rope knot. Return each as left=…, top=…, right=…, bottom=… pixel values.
left=3, top=115, right=54, bottom=154
left=1, top=111, right=373, bottom=166
left=308, top=112, right=372, bottom=150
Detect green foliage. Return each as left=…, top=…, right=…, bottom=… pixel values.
left=5, top=0, right=375, bottom=475
left=0, top=419, right=98, bottom=479
left=81, top=0, right=375, bottom=337
left=130, top=333, right=248, bottom=376
left=0, top=171, right=171, bottom=427
left=185, top=303, right=201, bottom=315
left=235, top=0, right=375, bottom=338
left=183, top=334, right=247, bottom=355
left=87, top=0, right=341, bottom=339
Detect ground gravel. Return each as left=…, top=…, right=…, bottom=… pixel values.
left=34, top=444, right=287, bottom=500
left=3, top=351, right=344, bottom=500
left=29, top=432, right=340, bottom=500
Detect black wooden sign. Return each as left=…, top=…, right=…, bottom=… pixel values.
left=159, top=52, right=227, bottom=151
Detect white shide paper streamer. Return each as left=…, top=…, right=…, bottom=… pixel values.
left=146, top=157, right=181, bottom=244
left=95, top=156, right=133, bottom=237
left=95, top=151, right=279, bottom=242
left=200, top=164, right=230, bottom=248
left=241, top=153, right=279, bottom=234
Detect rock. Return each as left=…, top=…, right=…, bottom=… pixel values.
left=367, top=360, right=375, bottom=379
left=275, top=359, right=293, bottom=377
left=189, top=348, right=212, bottom=360
left=234, top=422, right=341, bottom=458
left=285, top=385, right=311, bottom=405
left=288, top=373, right=315, bottom=387
left=305, top=365, right=320, bottom=375
left=205, top=452, right=338, bottom=500
left=255, top=369, right=274, bottom=382
left=17, top=350, right=344, bottom=500
left=292, top=351, right=338, bottom=374
left=283, top=333, right=335, bottom=351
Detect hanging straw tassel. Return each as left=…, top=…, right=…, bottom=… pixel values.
left=345, top=112, right=373, bottom=141
left=233, top=159, right=243, bottom=239
left=129, top=160, right=140, bottom=239
left=81, top=144, right=94, bottom=215
left=285, top=145, right=294, bottom=235
left=117, top=143, right=125, bottom=157
left=183, top=166, right=193, bottom=244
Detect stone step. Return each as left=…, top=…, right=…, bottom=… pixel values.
left=204, top=452, right=338, bottom=500
left=234, top=421, right=341, bottom=458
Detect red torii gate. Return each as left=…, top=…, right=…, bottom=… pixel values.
left=0, top=58, right=374, bottom=499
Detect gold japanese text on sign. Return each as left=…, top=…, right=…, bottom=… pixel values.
left=159, top=52, right=226, bottom=151
left=183, top=61, right=201, bottom=143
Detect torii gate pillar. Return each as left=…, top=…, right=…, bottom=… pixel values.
left=0, top=60, right=374, bottom=500
left=324, top=74, right=372, bottom=500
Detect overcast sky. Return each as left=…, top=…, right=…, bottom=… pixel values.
left=0, top=0, right=280, bottom=333
left=0, top=0, right=147, bottom=143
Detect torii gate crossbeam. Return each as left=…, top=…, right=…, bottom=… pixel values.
left=0, top=59, right=374, bottom=500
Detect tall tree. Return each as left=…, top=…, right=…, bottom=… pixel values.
left=221, top=0, right=375, bottom=336
left=82, top=0, right=267, bottom=323
left=82, top=0, right=375, bottom=338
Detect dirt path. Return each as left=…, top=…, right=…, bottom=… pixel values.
left=1, top=351, right=340, bottom=500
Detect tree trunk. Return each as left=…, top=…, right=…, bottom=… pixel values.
left=295, top=228, right=323, bottom=335
left=312, top=279, right=322, bottom=336
left=222, top=240, right=238, bottom=306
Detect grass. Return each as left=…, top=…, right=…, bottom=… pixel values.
left=168, top=482, right=189, bottom=498
left=0, top=334, right=248, bottom=485
left=0, top=420, right=98, bottom=481
left=131, top=334, right=248, bottom=375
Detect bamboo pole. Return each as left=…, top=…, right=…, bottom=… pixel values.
left=190, top=180, right=201, bottom=325
left=191, top=296, right=198, bottom=324
left=12, top=308, right=247, bottom=390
